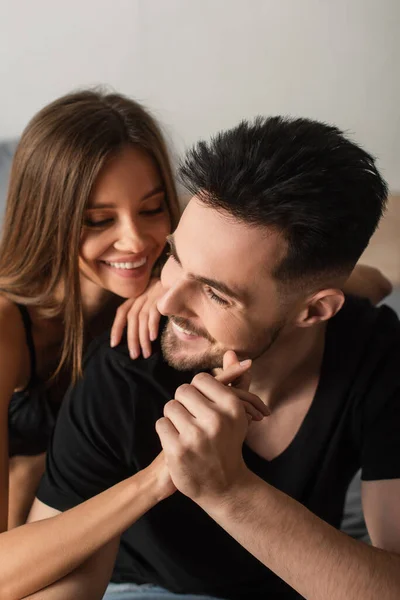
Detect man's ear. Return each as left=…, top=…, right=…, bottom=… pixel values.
left=295, top=289, right=345, bottom=328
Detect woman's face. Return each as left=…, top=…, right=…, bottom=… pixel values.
left=80, top=145, right=171, bottom=299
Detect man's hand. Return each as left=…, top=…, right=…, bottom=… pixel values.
left=156, top=352, right=269, bottom=502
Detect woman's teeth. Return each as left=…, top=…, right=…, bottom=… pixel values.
left=105, top=258, right=147, bottom=270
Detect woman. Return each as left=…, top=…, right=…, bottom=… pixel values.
left=0, top=89, right=180, bottom=529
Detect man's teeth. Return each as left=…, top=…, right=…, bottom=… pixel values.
left=105, top=258, right=147, bottom=269
left=173, top=322, right=196, bottom=336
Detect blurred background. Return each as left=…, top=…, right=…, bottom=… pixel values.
left=0, top=0, right=399, bottom=282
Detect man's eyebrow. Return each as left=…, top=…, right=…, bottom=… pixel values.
left=166, top=234, right=181, bottom=265
left=87, top=186, right=165, bottom=210
left=166, top=235, right=245, bottom=302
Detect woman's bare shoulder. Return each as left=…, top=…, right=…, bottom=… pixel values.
left=0, top=296, right=28, bottom=367
left=0, top=295, right=26, bottom=332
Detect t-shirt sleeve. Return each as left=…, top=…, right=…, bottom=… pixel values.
left=37, top=343, right=137, bottom=511
left=359, top=347, right=400, bottom=481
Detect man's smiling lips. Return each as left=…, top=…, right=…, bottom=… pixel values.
left=170, top=320, right=204, bottom=342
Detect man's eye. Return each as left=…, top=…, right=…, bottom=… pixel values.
left=84, top=218, right=113, bottom=228
left=205, top=287, right=229, bottom=306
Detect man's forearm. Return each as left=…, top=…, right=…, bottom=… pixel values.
left=1, top=463, right=169, bottom=600
left=200, top=472, right=400, bottom=600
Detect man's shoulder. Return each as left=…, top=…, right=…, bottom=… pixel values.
left=80, top=328, right=193, bottom=402
left=327, top=295, right=400, bottom=393
left=333, top=295, right=400, bottom=344
left=83, top=329, right=132, bottom=371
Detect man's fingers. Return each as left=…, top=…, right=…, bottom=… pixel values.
left=175, top=383, right=222, bottom=421
left=222, top=350, right=252, bottom=392
left=222, top=350, right=239, bottom=370
left=214, top=360, right=252, bottom=386
left=233, top=388, right=270, bottom=416
left=164, top=399, right=196, bottom=433
left=156, top=417, right=180, bottom=449
left=191, top=372, right=269, bottom=418
left=241, top=401, right=264, bottom=421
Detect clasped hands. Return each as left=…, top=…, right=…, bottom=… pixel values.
left=154, top=350, right=270, bottom=507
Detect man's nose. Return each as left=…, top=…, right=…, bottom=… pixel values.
left=157, top=278, right=192, bottom=317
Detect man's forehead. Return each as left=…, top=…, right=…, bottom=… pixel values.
left=179, top=198, right=283, bottom=252
left=174, top=198, right=285, bottom=293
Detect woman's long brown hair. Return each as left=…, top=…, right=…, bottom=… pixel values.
left=0, top=90, right=180, bottom=382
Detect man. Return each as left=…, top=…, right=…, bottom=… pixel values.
left=30, top=117, right=400, bottom=600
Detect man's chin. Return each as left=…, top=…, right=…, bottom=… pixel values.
left=161, top=326, right=223, bottom=371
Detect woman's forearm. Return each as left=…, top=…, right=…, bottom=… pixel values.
left=0, top=456, right=172, bottom=600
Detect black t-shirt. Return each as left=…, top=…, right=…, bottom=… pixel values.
left=37, top=297, right=400, bottom=600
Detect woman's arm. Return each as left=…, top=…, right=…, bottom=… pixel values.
left=343, top=264, right=393, bottom=305
left=0, top=453, right=173, bottom=600
left=0, top=299, right=31, bottom=532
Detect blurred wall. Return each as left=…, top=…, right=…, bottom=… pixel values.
left=0, top=0, right=399, bottom=189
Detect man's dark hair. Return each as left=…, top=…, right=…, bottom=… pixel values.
left=179, top=116, right=388, bottom=282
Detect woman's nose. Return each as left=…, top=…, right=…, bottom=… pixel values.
left=113, top=222, right=148, bottom=254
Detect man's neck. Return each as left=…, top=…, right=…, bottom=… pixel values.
left=249, top=322, right=327, bottom=410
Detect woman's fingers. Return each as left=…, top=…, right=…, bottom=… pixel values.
left=111, top=298, right=135, bottom=347
left=127, top=297, right=146, bottom=359
left=148, top=307, right=162, bottom=343
left=139, top=311, right=152, bottom=359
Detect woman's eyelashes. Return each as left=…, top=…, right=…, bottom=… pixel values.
left=84, top=217, right=113, bottom=228
left=84, top=205, right=164, bottom=228
left=141, top=205, right=164, bottom=216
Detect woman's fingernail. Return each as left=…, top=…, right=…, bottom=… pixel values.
left=130, top=349, right=138, bottom=360
left=110, top=336, right=116, bottom=348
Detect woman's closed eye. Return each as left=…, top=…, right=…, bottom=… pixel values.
left=84, top=217, right=114, bottom=228
left=140, top=205, right=164, bottom=216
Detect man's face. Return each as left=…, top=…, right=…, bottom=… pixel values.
left=158, top=198, right=294, bottom=371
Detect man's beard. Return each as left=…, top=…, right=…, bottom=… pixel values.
left=161, top=315, right=285, bottom=372
left=161, top=316, right=224, bottom=371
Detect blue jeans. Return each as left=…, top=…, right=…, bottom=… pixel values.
left=103, top=583, right=223, bottom=600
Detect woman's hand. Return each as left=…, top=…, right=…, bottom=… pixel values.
left=110, top=278, right=164, bottom=359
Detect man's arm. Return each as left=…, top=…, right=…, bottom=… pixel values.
left=157, top=362, right=400, bottom=600
left=198, top=474, right=400, bottom=600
